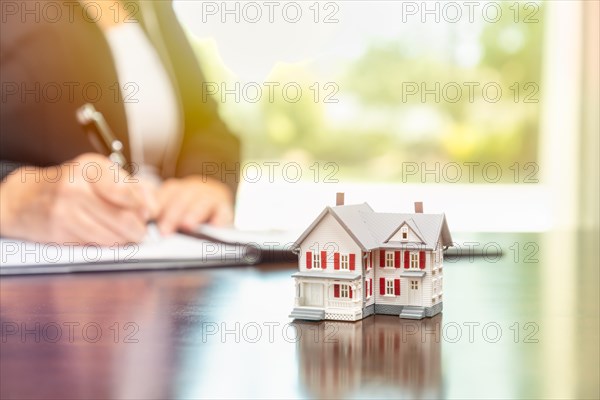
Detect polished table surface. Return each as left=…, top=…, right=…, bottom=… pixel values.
left=1, top=232, right=598, bottom=399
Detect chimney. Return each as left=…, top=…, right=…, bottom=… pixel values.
left=336, top=192, right=345, bottom=206
left=414, top=201, right=423, bottom=213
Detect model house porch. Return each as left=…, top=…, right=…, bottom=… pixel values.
left=291, top=272, right=364, bottom=321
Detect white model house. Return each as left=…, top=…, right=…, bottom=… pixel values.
left=289, top=194, right=452, bottom=321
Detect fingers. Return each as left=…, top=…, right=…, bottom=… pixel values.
left=209, top=203, right=234, bottom=227
left=58, top=154, right=149, bottom=244
left=75, top=153, right=149, bottom=218
left=58, top=205, right=132, bottom=246
left=140, top=180, right=160, bottom=220
left=49, top=190, right=147, bottom=245
left=3, top=154, right=235, bottom=246
left=180, top=199, right=215, bottom=232
left=0, top=153, right=154, bottom=246
left=81, top=199, right=147, bottom=243
left=156, top=181, right=199, bottom=234
left=155, top=178, right=233, bottom=234
left=93, top=174, right=149, bottom=219
left=97, top=182, right=148, bottom=214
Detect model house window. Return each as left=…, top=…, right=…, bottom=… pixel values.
left=385, top=252, right=394, bottom=268
left=340, top=285, right=349, bottom=298
left=385, top=279, right=394, bottom=295
left=380, top=278, right=400, bottom=296
left=410, top=253, right=419, bottom=269
left=334, top=283, right=353, bottom=299
left=340, top=285, right=352, bottom=299
left=401, top=226, right=408, bottom=240
left=340, top=254, right=349, bottom=270
left=365, top=280, right=370, bottom=298
left=313, top=253, right=321, bottom=269
left=411, top=280, right=418, bottom=290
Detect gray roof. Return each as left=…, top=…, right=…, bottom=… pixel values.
left=295, top=202, right=452, bottom=251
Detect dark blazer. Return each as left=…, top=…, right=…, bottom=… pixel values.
left=0, top=0, right=240, bottom=193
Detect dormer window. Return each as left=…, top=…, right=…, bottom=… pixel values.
left=401, top=226, right=408, bottom=240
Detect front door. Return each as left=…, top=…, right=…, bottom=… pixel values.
left=304, top=283, right=324, bottom=307
left=409, top=279, right=422, bottom=306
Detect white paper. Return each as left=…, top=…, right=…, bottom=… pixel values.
left=0, top=230, right=254, bottom=273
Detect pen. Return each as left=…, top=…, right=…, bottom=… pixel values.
left=76, top=103, right=160, bottom=241
left=76, top=103, right=129, bottom=171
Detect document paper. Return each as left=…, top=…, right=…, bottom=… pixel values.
left=0, top=231, right=255, bottom=275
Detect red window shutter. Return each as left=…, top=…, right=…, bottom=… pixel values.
left=419, top=251, right=426, bottom=269
left=379, top=278, right=385, bottom=295
left=394, top=251, right=400, bottom=268
left=334, top=252, right=340, bottom=270
left=334, top=284, right=340, bottom=298
left=321, top=251, right=327, bottom=269
left=379, top=250, right=385, bottom=267
left=394, top=279, right=400, bottom=296
left=349, top=254, right=356, bottom=270
left=404, top=251, right=410, bottom=269
left=371, top=252, right=374, bottom=269
left=370, top=279, right=373, bottom=296
left=349, top=286, right=353, bottom=298
left=306, top=251, right=312, bottom=269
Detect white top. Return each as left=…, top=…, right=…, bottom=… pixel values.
left=103, top=23, right=181, bottom=176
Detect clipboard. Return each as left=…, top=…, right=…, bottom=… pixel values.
left=0, top=233, right=259, bottom=276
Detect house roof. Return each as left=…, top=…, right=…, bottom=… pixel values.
left=384, top=219, right=426, bottom=244
left=294, top=202, right=453, bottom=251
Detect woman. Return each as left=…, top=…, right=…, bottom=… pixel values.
left=0, top=0, right=240, bottom=245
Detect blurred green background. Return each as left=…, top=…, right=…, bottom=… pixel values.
left=178, top=1, right=545, bottom=183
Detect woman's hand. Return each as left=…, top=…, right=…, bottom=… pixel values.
left=0, top=153, right=152, bottom=245
left=155, top=176, right=234, bottom=235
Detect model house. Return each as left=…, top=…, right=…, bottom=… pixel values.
left=289, top=193, right=452, bottom=321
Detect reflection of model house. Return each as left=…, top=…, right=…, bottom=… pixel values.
left=290, top=194, right=452, bottom=321
left=293, top=315, right=442, bottom=398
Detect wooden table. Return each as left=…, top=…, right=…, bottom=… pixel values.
left=1, top=232, right=598, bottom=399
